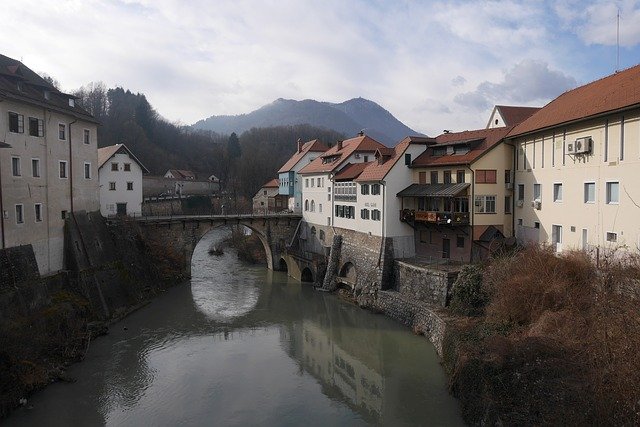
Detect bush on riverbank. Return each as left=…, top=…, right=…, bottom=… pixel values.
left=445, top=246, right=640, bottom=425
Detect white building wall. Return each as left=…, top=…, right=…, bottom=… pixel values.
left=0, top=99, right=98, bottom=274
left=290, top=151, right=319, bottom=213
left=302, top=173, right=331, bottom=227
left=99, top=152, right=144, bottom=216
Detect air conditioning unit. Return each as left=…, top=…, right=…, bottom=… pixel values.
left=574, top=137, right=592, bottom=154
left=566, top=141, right=576, bottom=154
left=534, top=200, right=542, bottom=210
left=516, top=200, right=524, bottom=207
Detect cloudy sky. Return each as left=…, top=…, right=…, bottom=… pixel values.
left=3, top=0, right=640, bottom=136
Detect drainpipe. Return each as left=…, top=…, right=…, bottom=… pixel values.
left=464, top=164, right=474, bottom=263
left=68, top=119, right=78, bottom=213
left=377, top=180, right=386, bottom=267
left=504, top=138, right=517, bottom=237
left=0, top=142, right=5, bottom=249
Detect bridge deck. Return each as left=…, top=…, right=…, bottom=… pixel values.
left=109, top=213, right=302, bottom=224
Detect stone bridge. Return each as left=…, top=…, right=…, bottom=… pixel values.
left=120, top=213, right=302, bottom=277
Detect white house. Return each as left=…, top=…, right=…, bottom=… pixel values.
left=98, top=144, right=148, bottom=216
left=0, top=53, right=99, bottom=275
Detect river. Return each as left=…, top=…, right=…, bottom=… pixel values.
left=5, top=229, right=464, bottom=426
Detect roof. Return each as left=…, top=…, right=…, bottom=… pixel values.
left=509, top=64, right=640, bottom=137
left=167, top=169, right=196, bottom=179
left=396, top=183, right=470, bottom=197
left=277, top=139, right=329, bottom=173
left=298, top=135, right=386, bottom=175
left=355, top=137, right=411, bottom=182
left=262, top=178, right=280, bottom=188
left=98, top=144, right=150, bottom=173
left=0, top=54, right=97, bottom=123
left=333, top=162, right=370, bottom=181
left=489, top=105, right=540, bottom=128
left=411, top=127, right=511, bottom=167
left=0, top=142, right=10, bottom=148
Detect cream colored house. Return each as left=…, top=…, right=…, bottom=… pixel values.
left=508, top=64, right=640, bottom=254
left=98, top=144, right=149, bottom=217
left=0, top=54, right=99, bottom=274
left=398, top=127, right=514, bottom=262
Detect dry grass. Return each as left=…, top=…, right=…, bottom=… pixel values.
left=449, top=245, right=640, bottom=425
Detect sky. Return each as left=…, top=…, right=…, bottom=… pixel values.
left=2, top=0, right=640, bottom=136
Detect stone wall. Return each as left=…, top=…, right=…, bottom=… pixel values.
left=142, top=198, right=182, bottom=216
left=393, top=261, right=458, bottom=307
left=373, top=290, right=449, bottom=356
left=0, top=246, right=39, bottom=292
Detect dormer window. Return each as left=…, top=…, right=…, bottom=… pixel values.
left=432, top=147, right=446, bottom=156
left=44, top=90, right=50, bottom=100
left=68, top=98, right=75, bottom=107
left=16, top=81, right=23, bottom=91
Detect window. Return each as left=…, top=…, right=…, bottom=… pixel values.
left=475, top=169, right=497, bottom=184
left=361, top=208, right=370, bottom=219
left=606, top=182, right=619, bottom=204
left=552, top=225, right=563, bottom=247
left=443, top=170, right=452, bottom=184
left=361, top=184, right=370, bottom=195
left=29, top=117, right=44, bottom=137
left=371, top=209, right=381, bottom=221
left=404, top=153, right=411, bottom=165
left=127, top=182, right=133, bottom=191
left=606, top=232, right=617, bottom=242
left=363, top=156, right=369, bottom=162
left=58, top=123, right=66, bottom=140
left=61, top=210, right=68, bottom=220
left=32, top=159, right=40, bottom=178
left=418, top=172, right=427, bottom=184
left=263, top=190, right=267, bottom=195
left=304, top=199, right=309, bottom=211
left=310, top=200, right=315, bottom=212
left=504, top=196, right=512, bottom=214
left=327, top=194, right=331, bottom=201
left=319, top=203, right=322, bottom=213
left=371, top=184, right=380, bottom=195
left=533, top=184, right=541, bottom=201
left=430, top=171, right=438, bottom=184
left=456, top=170, right=465, bottom=183
left=11, top=157, right=21, bottom=177
left=111, top=162, right=118, bottom=171
left=34, top=204, right=42, bottom=222
left=584, top=182, right=596, bottom=203
left=15, top=204, right=24, bottom=224
left=553, top=183, right=563, bottom=202
left=59, top=161, right=68, bottom=178
left=84, top=162, right=91, bottom=179
left=475, top=195, right=496, bottom=213
left=317, top=178, right=321, bottom=187
left=319, top=230, right=325, bottom=241
left=504, top=170, right=511, bottom=184
left=456, top=236, right=465, bottom=248
left=311, top=179, right=314, bottom=188
left=311, top=226, right=316, bottom=235
left=517, top=184, right=525, bottom=201
left=9, top=112, right=24, bottom=133
left=83, top=129, right=90, bottom=144
left=109, top=182, right=116, bottom=191
left=124, top=163, right=131, bottom=172
left=305, top=179, right=309, bottom=188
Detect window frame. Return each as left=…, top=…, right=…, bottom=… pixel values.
left=605, top=181, right=619, bottom=205
left=84, top=162, right=92, bottom=180
left=29, top=117, right=44, bottom=137
left=15, top=204, right=24, bottom=224
left=371, top=183, right=381, bottom=195
left=31, top=158, right=40, bottom=178
left=34, top=203, right=43, bottom=222
left=9, top=112, right=24, bottom=133
left=11, top=156, right=21, bottom=177
left=553, top=182, right=563, bottom=202
left=109, top=182, right=116, bottom=191
left=59, top=161, right=68, bottom=179
left=83, top=129, right=91, bottom=144
left=474, top=195, right=497, bottom=214
left=584, top=182, right=596, bottom=204
left=475, top=169, right=497, bottom=184
left=58, top=123, right=66, bottom=140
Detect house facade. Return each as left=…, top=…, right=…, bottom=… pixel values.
left=253, top=178, right=287, bottom=214
left=98, top=144, right=149, bottom=217
left=398, top=127, right=514, bottom=262
left=0, top=54, right=99, bottom=274
left=508, top=64, right=640, bottom=254
left=278, top=138, right=328, bottom=213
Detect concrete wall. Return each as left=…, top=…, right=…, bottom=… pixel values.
left=513, top=109, right=640, bottom=253
left=0, top=98, right=99, bottom=274
left=99, top=152, right=143, bottom=216
left=393, top=260, right=458, bottom=306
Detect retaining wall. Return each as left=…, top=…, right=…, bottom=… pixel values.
left=394, top=261, right=458, bottom=307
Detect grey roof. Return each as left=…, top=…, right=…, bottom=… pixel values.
left=0, top=142, right=10, bottom=148
left=396, top=183, right=470, bottom=197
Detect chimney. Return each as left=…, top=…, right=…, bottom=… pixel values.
left=337, top=140, right=343, bottom=151
left=297, top=138, right=303, bottom=153
left=358, top=130, right=364, bottom=136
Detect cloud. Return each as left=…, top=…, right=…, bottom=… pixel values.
left=454, top=60, right=577, bottom=111
left=451, top=76, right=466, bottom=87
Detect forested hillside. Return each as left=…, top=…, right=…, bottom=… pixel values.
left=73, top=83, right=344, bottom=198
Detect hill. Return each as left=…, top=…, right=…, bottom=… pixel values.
left=192, top=97, right=423, bottom=146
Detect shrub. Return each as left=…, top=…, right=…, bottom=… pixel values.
left=449, top=264, right=487, bottom=316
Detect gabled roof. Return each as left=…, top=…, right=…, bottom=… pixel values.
left=167, top=169, right=196, bottom=179
left=509, top=64, right=640, bottom=138
left=354, top=136, right=428, bottom=182
left=277, top=139, right=329, bottom=173
left=488, top=105, right=540, bottom=128
left=411, top=127, right=511, bottom=167
left=397, top=183, right=470, bottom=197
left=298, top=135, right=385, bottom=175
left=262, top=178, right=280, bottom=188
left=98, top=144, right=150, bottom=173
left=334, top=162, right=370, bottom=181
left=0, top=54, right=97, bottom=123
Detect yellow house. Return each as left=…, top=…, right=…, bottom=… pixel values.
left=507, top=64, right=640, bottom=254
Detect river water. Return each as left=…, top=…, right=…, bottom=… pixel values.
left=6, top=229, right=463, bottom=426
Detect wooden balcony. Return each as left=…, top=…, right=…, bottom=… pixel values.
left=400, top=209, right=469, bottom=226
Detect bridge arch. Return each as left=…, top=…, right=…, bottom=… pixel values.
left=338, top=261, right=357, bottom=288
left=301, top=267, right=314, bottom=283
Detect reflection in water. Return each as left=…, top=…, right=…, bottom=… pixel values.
left=4, top=228, right=463, bottom=426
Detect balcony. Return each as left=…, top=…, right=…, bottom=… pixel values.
left=400, top=209, right=469, bottom=226
left=334, top=194, right=357, bottom=202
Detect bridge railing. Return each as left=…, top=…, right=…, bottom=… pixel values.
left=106, top=210, right=301, bottom=221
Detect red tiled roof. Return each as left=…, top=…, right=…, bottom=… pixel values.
left=167, top=169, right=196, bottom=179
left=98, top=144, right=150, bottom=173
left=355, top=136, right=434, bottom=182
left=492, top=105, right=541, bottom=127
left=277, top=139, right=329, bottom=173
left=262, top=178, right=280, bottom=188
left=509, top=64, right=640, bottom=137
left=411, top=127, right=511, bottom=167
left=298, top=135, right=385, bottom=175
left=334, top=162, right=370, bottom=181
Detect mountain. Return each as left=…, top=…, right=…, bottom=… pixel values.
left=192, top=97, right=423, bottom=146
